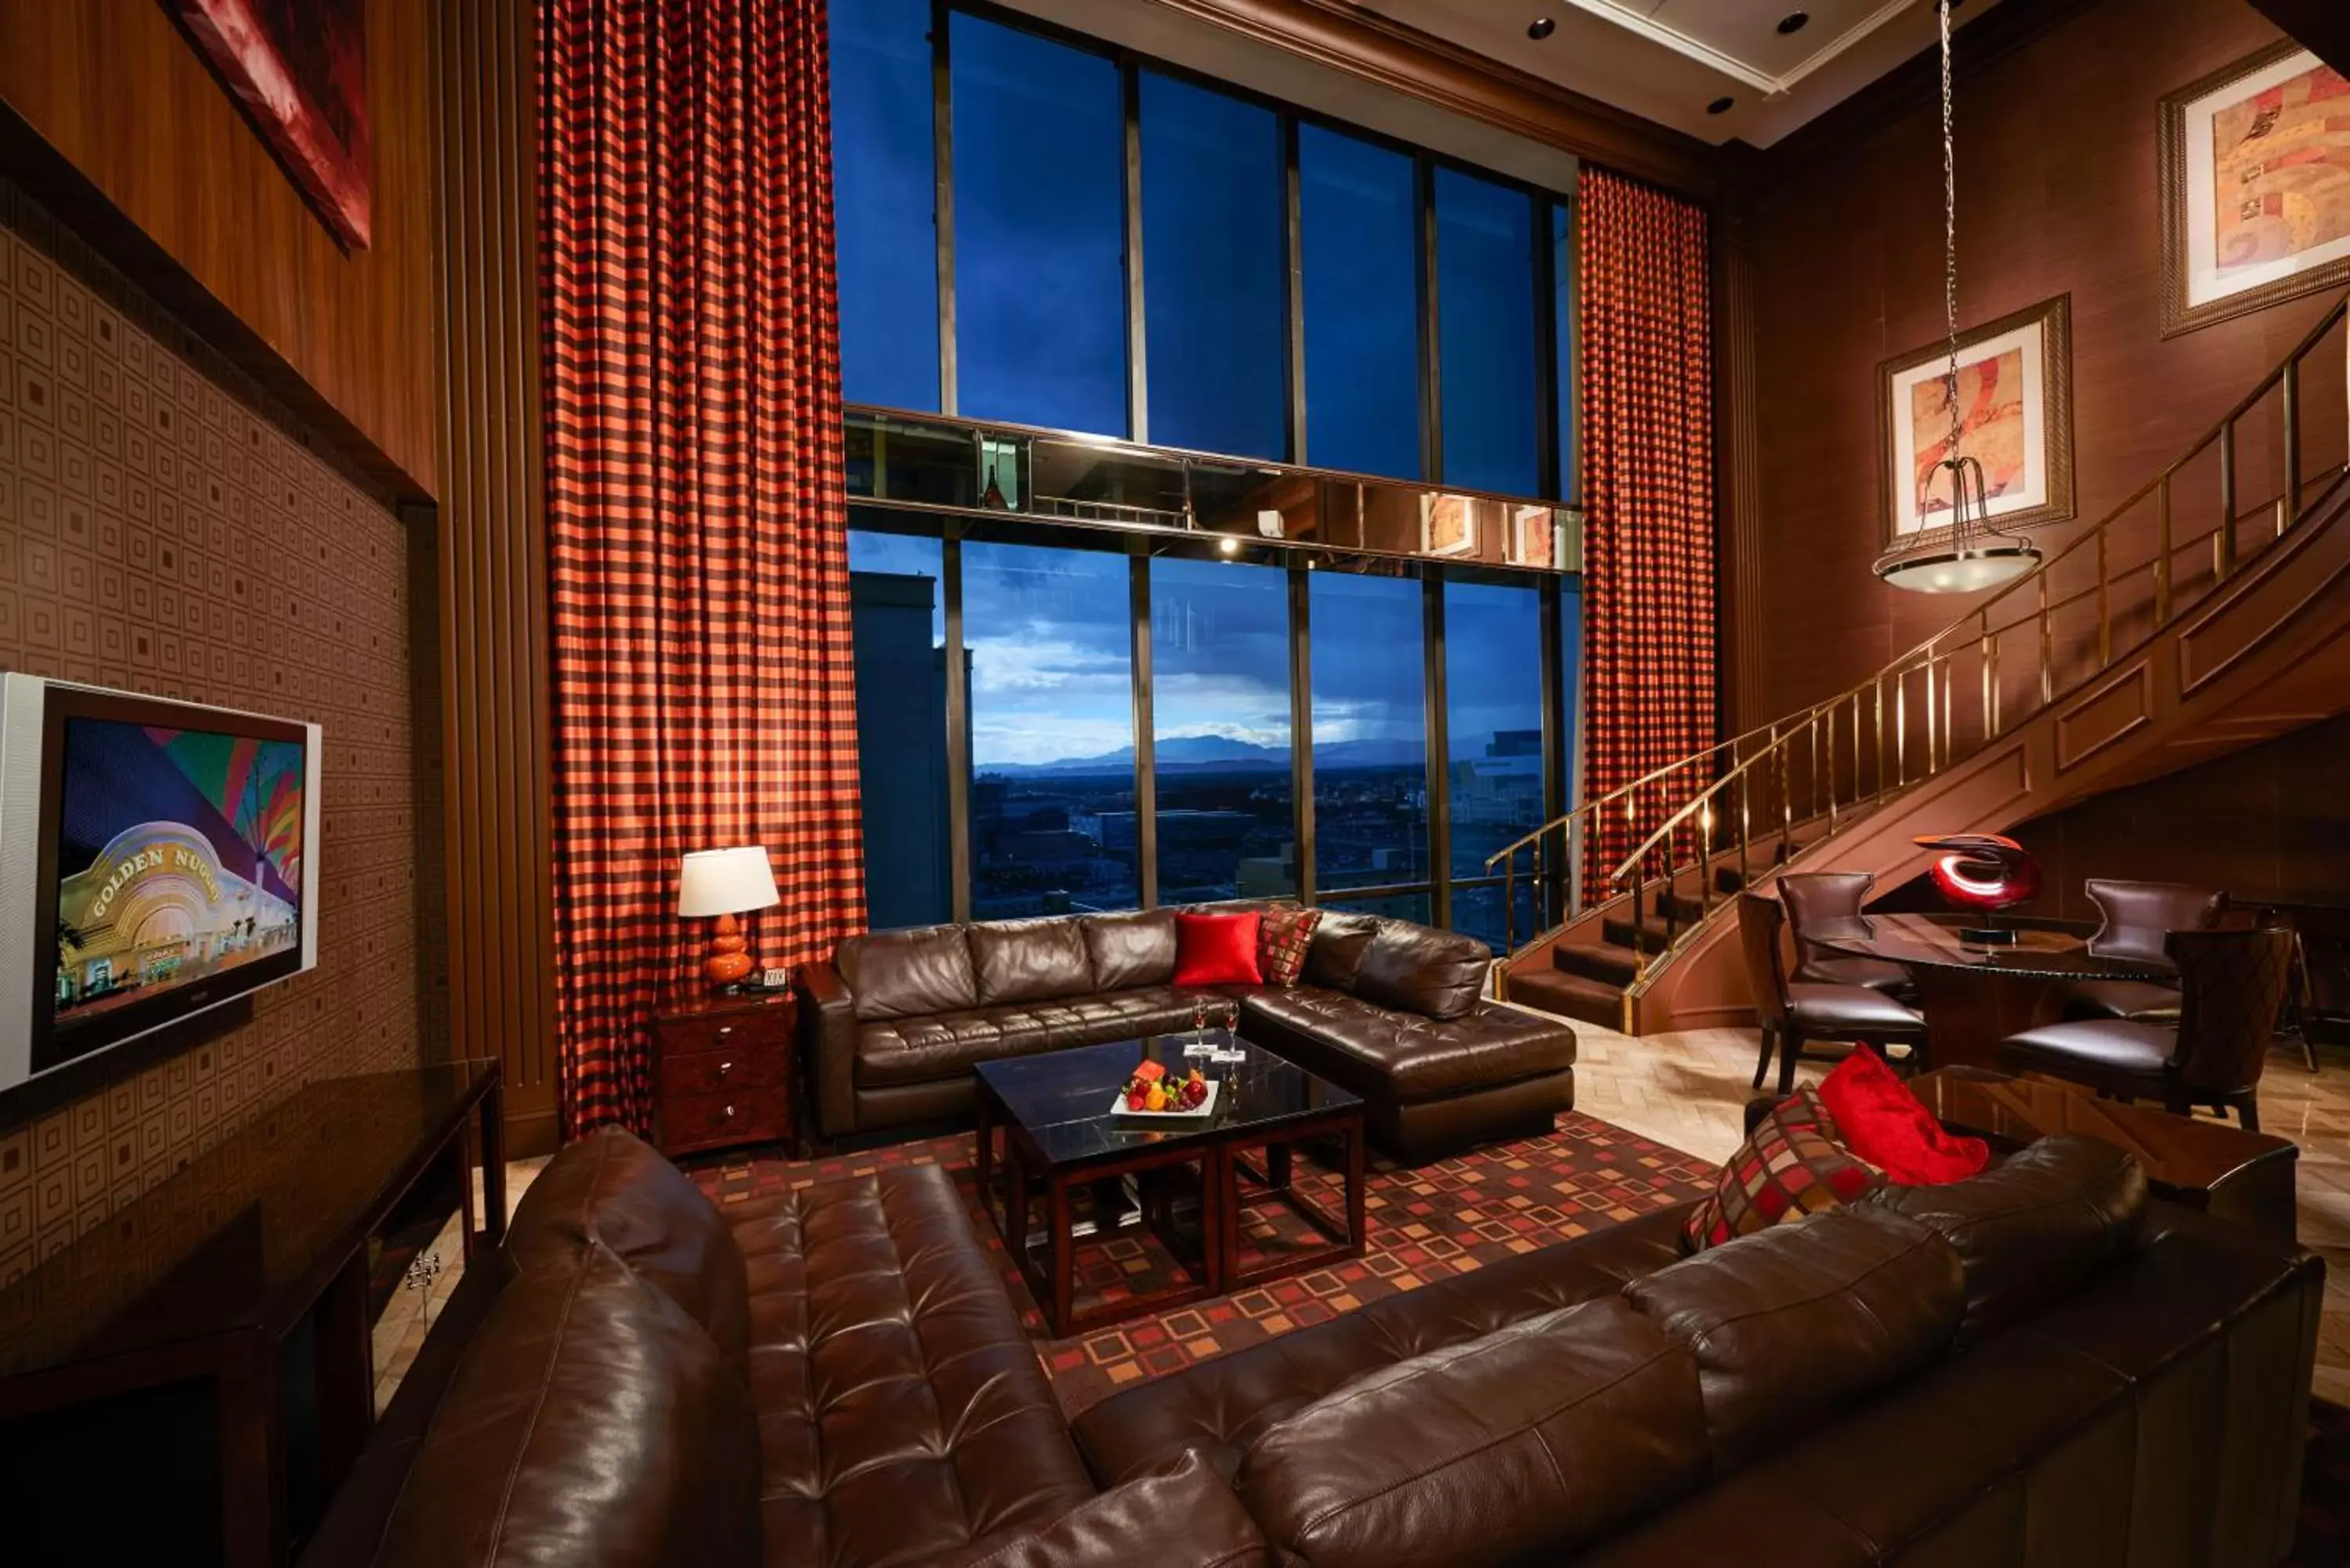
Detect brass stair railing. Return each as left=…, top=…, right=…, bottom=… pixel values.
left=1490, top=293, right=2350, bottom=1006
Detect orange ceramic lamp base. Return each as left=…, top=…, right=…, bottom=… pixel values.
left=703, top=911, right=754, bottom=986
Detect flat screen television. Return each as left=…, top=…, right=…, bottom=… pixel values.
left=0, top=676, right=322, bottom=1094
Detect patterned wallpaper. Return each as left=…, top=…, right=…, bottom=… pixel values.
left=0, top=179, right=432, bottom=1287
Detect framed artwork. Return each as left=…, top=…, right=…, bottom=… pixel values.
left=1509, top=504, right=1556, bottom=569
left=165, top=0, right=373, bottom=250
left=2160, top=42, right=2350, bottom=337
left=1419, top=493, right=1477, bottom=557
left=1878, top=294, right=2075, bottom=544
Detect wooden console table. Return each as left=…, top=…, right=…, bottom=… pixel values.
left=0, top=1060, right=503, bottom=1568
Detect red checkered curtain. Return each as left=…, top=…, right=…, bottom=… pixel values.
left=539, top=0, right=865, bottom=1138
left=1578, top=168, right=1717, bottom=898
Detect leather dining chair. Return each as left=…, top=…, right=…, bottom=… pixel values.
left=1778, top=872, right=1914, bottom=996
left=2064, top=879, right=2228, bottom=1024
left=1738, top=892, right=1932, bottom=1097
left=2001, top=924, right=2295, bottom=1131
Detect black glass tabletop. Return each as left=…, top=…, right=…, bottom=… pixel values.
left=1812, top=912, right=2175, bottom=981
left=974, top=1032, right=1362, bottom=1169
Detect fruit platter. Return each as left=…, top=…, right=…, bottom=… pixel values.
left=1108, top=1059, right=1218, bottom=1119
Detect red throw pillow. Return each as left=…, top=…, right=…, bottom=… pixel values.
left=1257, top=905, right=1321, bottom=986
left=1173, top=912, right=1264, bottom=987
left=1684, top=1087, right=1881, bottom=1252
left=1817, top=1050, right=1990, bottom=1186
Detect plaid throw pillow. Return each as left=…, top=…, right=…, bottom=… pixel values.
left=1258, top=905, right=1322, bottom=987
left=1683, top=1087, right=1882, bottom=1252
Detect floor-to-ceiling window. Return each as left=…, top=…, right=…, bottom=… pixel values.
left=848, top=523, right=1578, bottom=943
left=949, top=13, right=1127, bottom=434
left=1437, top=170, right=1542, bottom=499
left=1444, top=579, right=1545, bottom=950
left=830, top=5, right=1579, bottom=494
left=1150, top=556, right=1295, bottom=901
left=964, top=541, right=1139, bottom=916
left=1140, top=74, right=1286, bottom=461
left=847, top=531, right=951, bottom=929
left=1552, top=201, right=1578, bottom=502
left=1309, top=572, right=1429, bottom=908
left=1298, top=128, right=1423, bottom=480
left=830, top=0, right=940, bottom=411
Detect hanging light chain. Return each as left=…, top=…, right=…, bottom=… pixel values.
left=1940, top=0, right=1961, bottom=483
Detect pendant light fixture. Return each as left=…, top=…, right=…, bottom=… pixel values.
left=1873, top=0, right=2042, bottom=594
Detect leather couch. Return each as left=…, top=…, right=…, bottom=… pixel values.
left=312, top=1122, right=2320, bottom=1568
left=797, top=905, right=1578, bottom=1162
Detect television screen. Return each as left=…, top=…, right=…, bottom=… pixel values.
left=0, top=677, right=321, bottom=1093
left=50, top=718, right=309, bottom=1049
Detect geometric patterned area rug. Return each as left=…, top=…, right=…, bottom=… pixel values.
left=689, top=1111, right=1716, bottom=1417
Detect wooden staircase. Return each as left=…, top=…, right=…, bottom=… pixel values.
left=1492, top=294, right=2350, bottom=1035
left=1509, top=861, right=1786, bottom=1029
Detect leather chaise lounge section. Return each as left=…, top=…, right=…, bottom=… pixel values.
left=797, top=905, right=1578, bottom=1161
left=323, top=1123, right=2323, bottom=1568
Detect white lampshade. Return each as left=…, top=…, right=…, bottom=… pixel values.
left=677, top=846, right=779, bottom=918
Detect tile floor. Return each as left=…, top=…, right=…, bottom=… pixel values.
left=369, top=1021, right=2350, bottom=1411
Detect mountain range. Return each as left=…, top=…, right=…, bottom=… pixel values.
left=979, top=735, right=1424, bottom=777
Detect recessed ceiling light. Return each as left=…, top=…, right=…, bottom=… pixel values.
left=1528, top=16, right=1556, bottom=40
left=1707, top=96, right=1736, bottom=115
left=1777, top=11, right=1810, bottom=34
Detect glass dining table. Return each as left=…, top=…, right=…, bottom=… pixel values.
left=1809, top=912, right=2175, bottom=1071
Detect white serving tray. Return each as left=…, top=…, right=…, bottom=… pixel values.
left=1108, top=1078, right=1220, bottom=1119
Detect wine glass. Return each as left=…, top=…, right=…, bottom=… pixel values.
left=1185, top=994, right=1212, bottom=1058
left=1214, top=1000, right=1246, bottom=1064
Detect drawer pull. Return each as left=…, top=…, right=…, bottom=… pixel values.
left=716, top=1025, right=735, bottom=1040
left=717, top=1060, right=734, bottom=1078
left=723, top=1104, right=736, bottom=1119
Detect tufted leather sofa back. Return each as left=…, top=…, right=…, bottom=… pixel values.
left=373, top=1238, right=762, bottom=1568
left=505, top=1124, right=753, bottom=1378
left=839, top=923, right=979, bottom=1019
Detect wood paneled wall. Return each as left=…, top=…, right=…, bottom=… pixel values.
left=2007, top=713, right=2350, bottom=919
left=433, top=0, right=558, bottom=1154
left=0, top=0, right=440, bottom=500
left=1734, top=0, right=2339, bottom=724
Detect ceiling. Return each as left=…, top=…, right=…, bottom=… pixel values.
left=1346, top=0, right=2009, bottom=148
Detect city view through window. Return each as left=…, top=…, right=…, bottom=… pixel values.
left=847, top=531, right=1575, bottom=951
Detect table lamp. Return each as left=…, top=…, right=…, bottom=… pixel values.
left=678, top=846, right=779, bottom=991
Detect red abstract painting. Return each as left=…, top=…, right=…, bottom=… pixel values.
left=165, top=0, right=372, bottom=250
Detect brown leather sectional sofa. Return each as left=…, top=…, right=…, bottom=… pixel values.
left=313, top=1122, right=2322, bottom=1568
left=798, top=905, right=1578, bottom=1161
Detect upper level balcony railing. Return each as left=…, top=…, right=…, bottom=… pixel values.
left=1486, top=294, right=2350, bottom=992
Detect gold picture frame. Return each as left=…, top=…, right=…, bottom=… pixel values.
left=2159, top=41, right=2350, bottom=338
left=1876, top=294, right=2076, bottom=547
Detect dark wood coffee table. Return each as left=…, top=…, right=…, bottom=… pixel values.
left=1911, top=1066, right=2299, bottom=1243
left=973, top=1033, right=1367, bottom=1337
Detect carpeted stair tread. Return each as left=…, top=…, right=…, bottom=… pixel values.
left=1553, top=941, right=1642, bottom=987
left=1602, top=914, right=1685, bottom=952
left=1505, top=968, right=1625, bottom=1029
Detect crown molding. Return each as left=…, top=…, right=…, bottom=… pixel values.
left=1143, top=0, right=1719, bottom=198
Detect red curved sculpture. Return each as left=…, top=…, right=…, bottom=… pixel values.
left=1913, top=833, right=2041, bottom=944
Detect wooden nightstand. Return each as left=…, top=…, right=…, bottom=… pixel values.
left=651, top=991, right=798, bottom=1158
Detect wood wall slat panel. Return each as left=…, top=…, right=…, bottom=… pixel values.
left=0, top=0, right=440, bottom=497
left=434, top=0, right=557, bottom=1154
